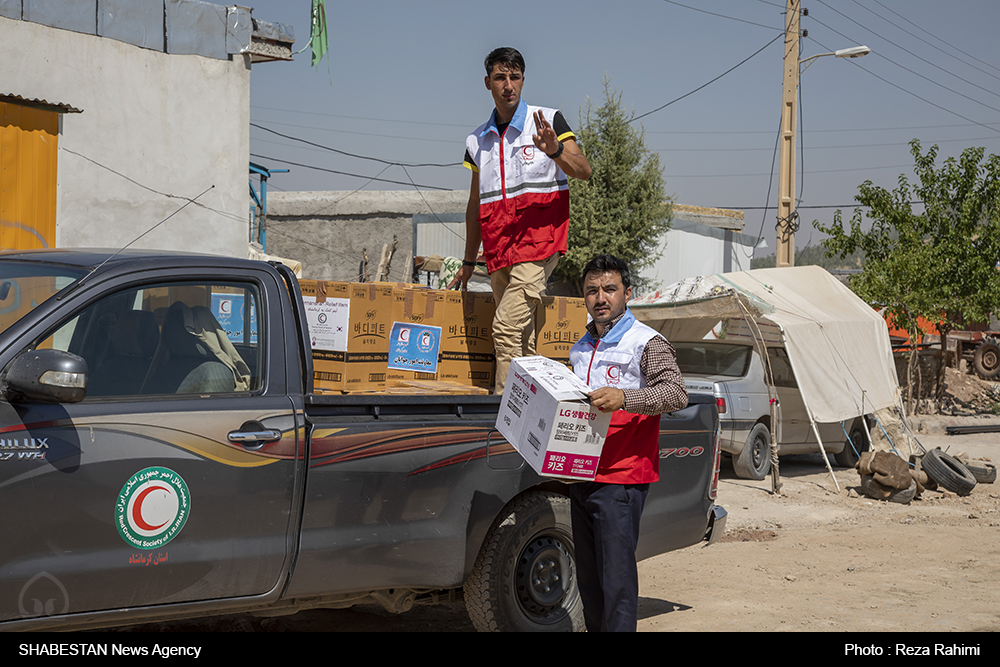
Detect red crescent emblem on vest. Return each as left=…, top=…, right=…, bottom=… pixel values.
left=131, top=484, right=172, bottom=532
left=606, top=365, right=621, bottom=385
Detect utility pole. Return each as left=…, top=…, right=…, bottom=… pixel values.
left=776, top=0, right=800, bottom=268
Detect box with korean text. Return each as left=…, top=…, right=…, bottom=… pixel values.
left=495, top=356, right=611, bottom=481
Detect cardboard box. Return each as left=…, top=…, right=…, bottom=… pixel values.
left=387, top=287, right=497, bottom=389
left=387, top=287, right=445, bottom=384
left=439, top=290, right=495, bottom=389
left=535, top=296, right=589, bottom=366
left=496, top=356, right=612, bottom=481
left=300, top=280, right=392, bottom=392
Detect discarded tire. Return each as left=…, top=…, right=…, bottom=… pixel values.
left=962, top=460, right=997, bottom=484
left=922, top=449, right=977, bottom=496
left=859, top=474, right=916, bottom=504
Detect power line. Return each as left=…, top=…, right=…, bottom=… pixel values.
left=660, top=0, right=786, bottom=32
left=855, top=0, right=1000, bottom=85
left=813, top=0, right=1000, bottom=107
left=869, top=0, right=1000, bottom=78
left=249, top=152, right=452, bottom=190
left=250, top=122, right=461, bottom=168
left=806, top=33, right=1000, bottom=136
left=631, top=33, right=783, bottom=123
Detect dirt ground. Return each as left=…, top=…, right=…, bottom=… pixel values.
left=113, top=371, right=1000, bottom=634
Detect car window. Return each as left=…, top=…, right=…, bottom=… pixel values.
left=674, top=342, right=752, bottom=378
left=766, top=347, right=797, bottom=388
left=39, top=281, right=262, bottom=398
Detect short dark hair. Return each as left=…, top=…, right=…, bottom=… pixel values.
left=582, top=254, right=632, bottom=289
left=484, top=47, right=525, bottom=76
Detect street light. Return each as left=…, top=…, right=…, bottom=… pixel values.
left=775, top=0, right=870, bottom=268
left=800, top=45, right=871, bottom=74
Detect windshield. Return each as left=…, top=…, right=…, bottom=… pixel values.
left=0, top=262, right=87, bottom=336
left=674, top=341, right=753, bottom=378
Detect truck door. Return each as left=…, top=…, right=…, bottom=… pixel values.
left=0, top=274, right=301, bottom=623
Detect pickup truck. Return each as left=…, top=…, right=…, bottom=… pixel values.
left=0, top=248, right=726, bottom=632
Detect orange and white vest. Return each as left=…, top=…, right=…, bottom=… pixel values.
left=570, top=309, right=663, bottom=484
left=465, top=101, right=571, bottom=273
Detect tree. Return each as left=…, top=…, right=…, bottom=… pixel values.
left=815, top=139, right=1000, bottom=411
left=555, top=80, right=672, bottom=295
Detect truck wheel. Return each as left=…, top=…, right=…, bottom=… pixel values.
left=973, top=340, right=1000, bottom=380
left=733, top=423, right=771, bottom=480
left=834, top=420, right=870, bottom=468
left=922, top=448, right=977, bottom=496
left=464, top=491, right=584, bottom=632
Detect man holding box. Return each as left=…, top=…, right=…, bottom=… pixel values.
left=568, top=254, right=688, bottom=632
left=450, top=46, right=591, bottom=393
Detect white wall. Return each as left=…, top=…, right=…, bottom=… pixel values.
left=3, top=17, right=251, bottom=256
left=639, top=221, right=756, bottom=293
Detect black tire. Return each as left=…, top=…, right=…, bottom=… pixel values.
left=733, top=423, right=771, bottom=480
left=963, top=460, right=997, bottom=484
left=973, top=340, right=1000, bottom=380
left=922, top=448, right=978, bottom=496
left=859, top=474, right=916, bottom=504
left=464, top=491, right=584, bottom=632
left=834, top=420, right=870, bottom=468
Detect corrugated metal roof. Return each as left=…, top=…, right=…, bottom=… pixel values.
left=0, top=94, right=83, bottom=114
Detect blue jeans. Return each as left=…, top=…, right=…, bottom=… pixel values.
left=569, top=481, right=650, bottom=632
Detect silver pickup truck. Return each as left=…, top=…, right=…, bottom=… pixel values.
left=0, top=249, right=725, bottom=632
left=675, top=339, right=870, bottom=480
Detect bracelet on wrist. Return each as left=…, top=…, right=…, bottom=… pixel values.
left=462, top=260, right=476, bottom=267
left=546, top=141, right=564, bottom=160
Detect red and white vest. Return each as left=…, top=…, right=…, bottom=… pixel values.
left=465, top=101, right=570, bottom=273
left=570, top=309, right=662, bottom=484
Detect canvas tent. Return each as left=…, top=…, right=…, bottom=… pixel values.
left=630, top=266, right=904, bottom=489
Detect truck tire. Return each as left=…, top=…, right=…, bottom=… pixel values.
left=973, top=340, right=1000, bottom=380
left=922, top=448, right=977, bottom=496
left=733, top=423, right=771, bottom=480
left=464, top=491, right=584, bottom=632
left=834, top=420, right=870, bottom=468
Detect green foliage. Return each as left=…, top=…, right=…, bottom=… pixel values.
left=557, top=80, right=672, bottom=295
left=814, top=140, right=1000, bottom=340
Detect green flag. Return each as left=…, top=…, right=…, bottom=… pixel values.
left=310, top=0, right=329, bottom=67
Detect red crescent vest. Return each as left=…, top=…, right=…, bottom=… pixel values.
left=465, top=101, right=570, bottom=273
left=570, top=310, right=662, bottom=484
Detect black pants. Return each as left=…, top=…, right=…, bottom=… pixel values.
left=569, top=481, right=650, bottom=632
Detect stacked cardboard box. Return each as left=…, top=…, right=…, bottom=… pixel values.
left=534, top=295, right=589, bottom=367
left=387, top=287, right=496, bottom=390
left=301, top=279, right=588, bottom=394
left=300, top=280, right=393, bottom=392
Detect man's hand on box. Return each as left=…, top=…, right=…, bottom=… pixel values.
left=589, top=387, right=625, bottom=413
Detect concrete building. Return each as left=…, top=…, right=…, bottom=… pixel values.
left=265, top=191, right=756, bottom=292
left=1, top=0, right=292, bottom=256
left=266, top=190, right=469, bottom=283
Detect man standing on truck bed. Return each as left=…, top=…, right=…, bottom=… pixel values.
left=450, top=46, right=592, bottom=393
left=569, top=254, right=688, bottom=632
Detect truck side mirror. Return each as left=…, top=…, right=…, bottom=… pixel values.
left=3, top=349, right=88, bottom=404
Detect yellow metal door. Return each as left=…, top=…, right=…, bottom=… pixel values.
left=0, top=101, right=58, bottom=251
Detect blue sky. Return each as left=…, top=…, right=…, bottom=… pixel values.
left=224, top=1, right=1000, bottom=258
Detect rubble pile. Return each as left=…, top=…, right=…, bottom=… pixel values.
left=939, top=367, right=1000, bottom=415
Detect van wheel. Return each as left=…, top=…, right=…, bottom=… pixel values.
left=464, top=491, right=584, bottom=632
left=835, top=421, right=869, bottom=468
left=733, top=423, right=771, bottom=480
